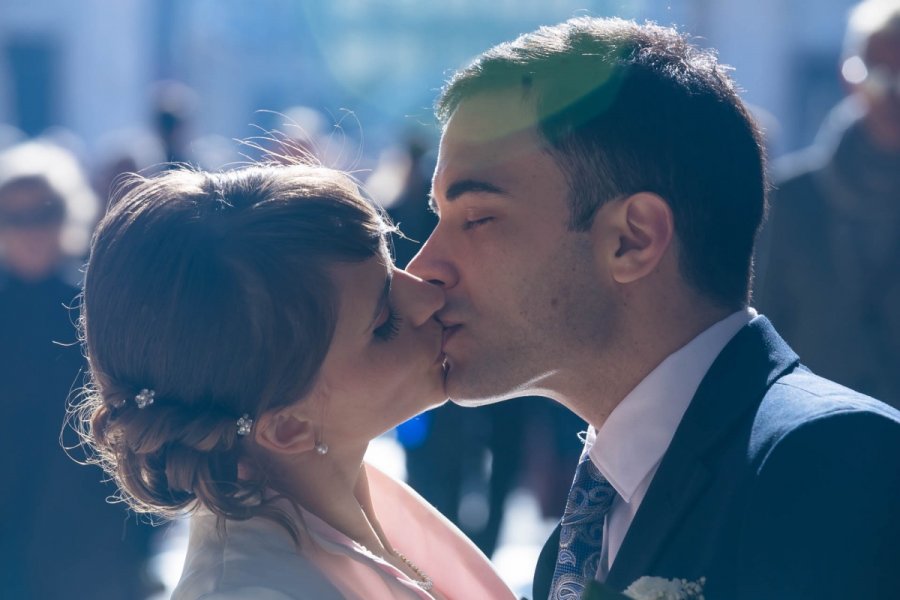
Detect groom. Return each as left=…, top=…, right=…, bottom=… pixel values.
left=408, top=17, right=900, bottom=600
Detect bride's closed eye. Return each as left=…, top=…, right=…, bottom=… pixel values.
left=374, top=309, right=401, bottom=342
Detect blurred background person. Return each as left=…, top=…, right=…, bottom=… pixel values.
left=0, top=139, right=155, bottom=599
left=152, top=80, right=199, bottom=167
left=756, top=0, right=900, bottom=408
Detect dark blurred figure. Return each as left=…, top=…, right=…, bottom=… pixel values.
left=0, top=140, right=155, bottom=599
left=757, top=0, right=900, bottom=407
left=152, top=80, right=198, bottom=167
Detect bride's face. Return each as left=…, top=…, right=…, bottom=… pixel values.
left=313, top=254, right=447, bottom=449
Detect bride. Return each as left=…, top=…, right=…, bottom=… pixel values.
left=71, top=162, right=515, bottom=599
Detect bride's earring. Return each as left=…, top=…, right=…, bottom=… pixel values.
left=314, top=427, right=328, bottom=455
left=314, top=399, right=328, bottom=455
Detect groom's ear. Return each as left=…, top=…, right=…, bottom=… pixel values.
left=595, top=192, right=674, bottom=285
left=255, top=405, right=317, bottom=455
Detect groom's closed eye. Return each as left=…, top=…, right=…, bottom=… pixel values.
left=463, top=214, right=495, bottom=230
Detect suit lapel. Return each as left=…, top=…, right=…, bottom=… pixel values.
left=605, top=317, right=799, bottom=590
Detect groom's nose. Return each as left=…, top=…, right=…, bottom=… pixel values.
left=407, top=230, right=459, bottom=290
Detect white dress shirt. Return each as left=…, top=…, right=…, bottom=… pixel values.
left=583, top=308, right=757, bottom=580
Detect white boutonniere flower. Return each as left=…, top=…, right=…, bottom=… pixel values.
left=623, top=576, right=706, bottom=600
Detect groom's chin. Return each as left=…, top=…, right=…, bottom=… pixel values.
left=448, top=395, right=507, bottom=408
left=445, top=374, right=516, bottom=407
left=431, top=396, right=451, bottom=409
left=443, top=366, right=520, bottom=407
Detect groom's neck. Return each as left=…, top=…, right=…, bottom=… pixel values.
left=556, top=291, right=734, bottom=432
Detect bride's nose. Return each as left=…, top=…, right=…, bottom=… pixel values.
left=394, top=269, right=445, bottom=327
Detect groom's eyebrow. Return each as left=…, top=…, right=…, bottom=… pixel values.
left=368, top=271, right=393, bottom=330
left=428, top=179, right=508, bottom=214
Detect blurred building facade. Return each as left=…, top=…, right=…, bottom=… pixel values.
left=0, top=0, right=868, bottom=164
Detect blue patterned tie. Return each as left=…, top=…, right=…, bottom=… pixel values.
left=548, top=454, right=618, bottom=600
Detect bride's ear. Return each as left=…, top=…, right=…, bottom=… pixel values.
left=255, top=405, right=317, bottom=455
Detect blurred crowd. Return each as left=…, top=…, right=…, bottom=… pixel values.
left=1, top=0, right=898, bottom=598
left=755, top=0, right=900, bottom=404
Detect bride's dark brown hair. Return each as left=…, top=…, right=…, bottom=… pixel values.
left=70, top=163, right=391, bottom=540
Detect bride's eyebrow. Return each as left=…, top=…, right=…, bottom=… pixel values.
left=367, top=271, right=393, bottom=330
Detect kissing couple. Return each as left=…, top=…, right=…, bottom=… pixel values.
left=73, top=16, right=900, bottom=600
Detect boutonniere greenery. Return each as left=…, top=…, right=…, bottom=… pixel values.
left=580, top=576, right=706, bottom=600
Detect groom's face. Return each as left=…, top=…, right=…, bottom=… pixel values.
left=408, top=89, right=613, bottom=405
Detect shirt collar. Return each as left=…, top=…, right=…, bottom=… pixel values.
left=585, top=308, right=757, bottom=502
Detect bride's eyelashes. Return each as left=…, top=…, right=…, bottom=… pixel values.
left=373, top=309, right=402, bottom=342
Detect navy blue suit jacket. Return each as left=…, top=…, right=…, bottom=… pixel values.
left=533, top=317, right=900, bottom=600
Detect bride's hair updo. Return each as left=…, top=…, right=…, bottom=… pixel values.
left=72, top=163, right=391, bottom=535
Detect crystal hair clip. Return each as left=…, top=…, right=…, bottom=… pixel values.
left=236, top=414, right=254, bottom=436
left=135, top=388, right=156, bottom=409
left=132, top=388, right=252, bottom=437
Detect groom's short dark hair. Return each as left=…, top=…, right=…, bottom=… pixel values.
left=437, top=17, right=767, bottom=309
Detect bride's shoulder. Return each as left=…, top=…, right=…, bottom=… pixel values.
left=173, top=586, right=312, bottom=600
left=173, top=513, right=343, bottom=600
left=173, top=550, right=344, bottom=600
